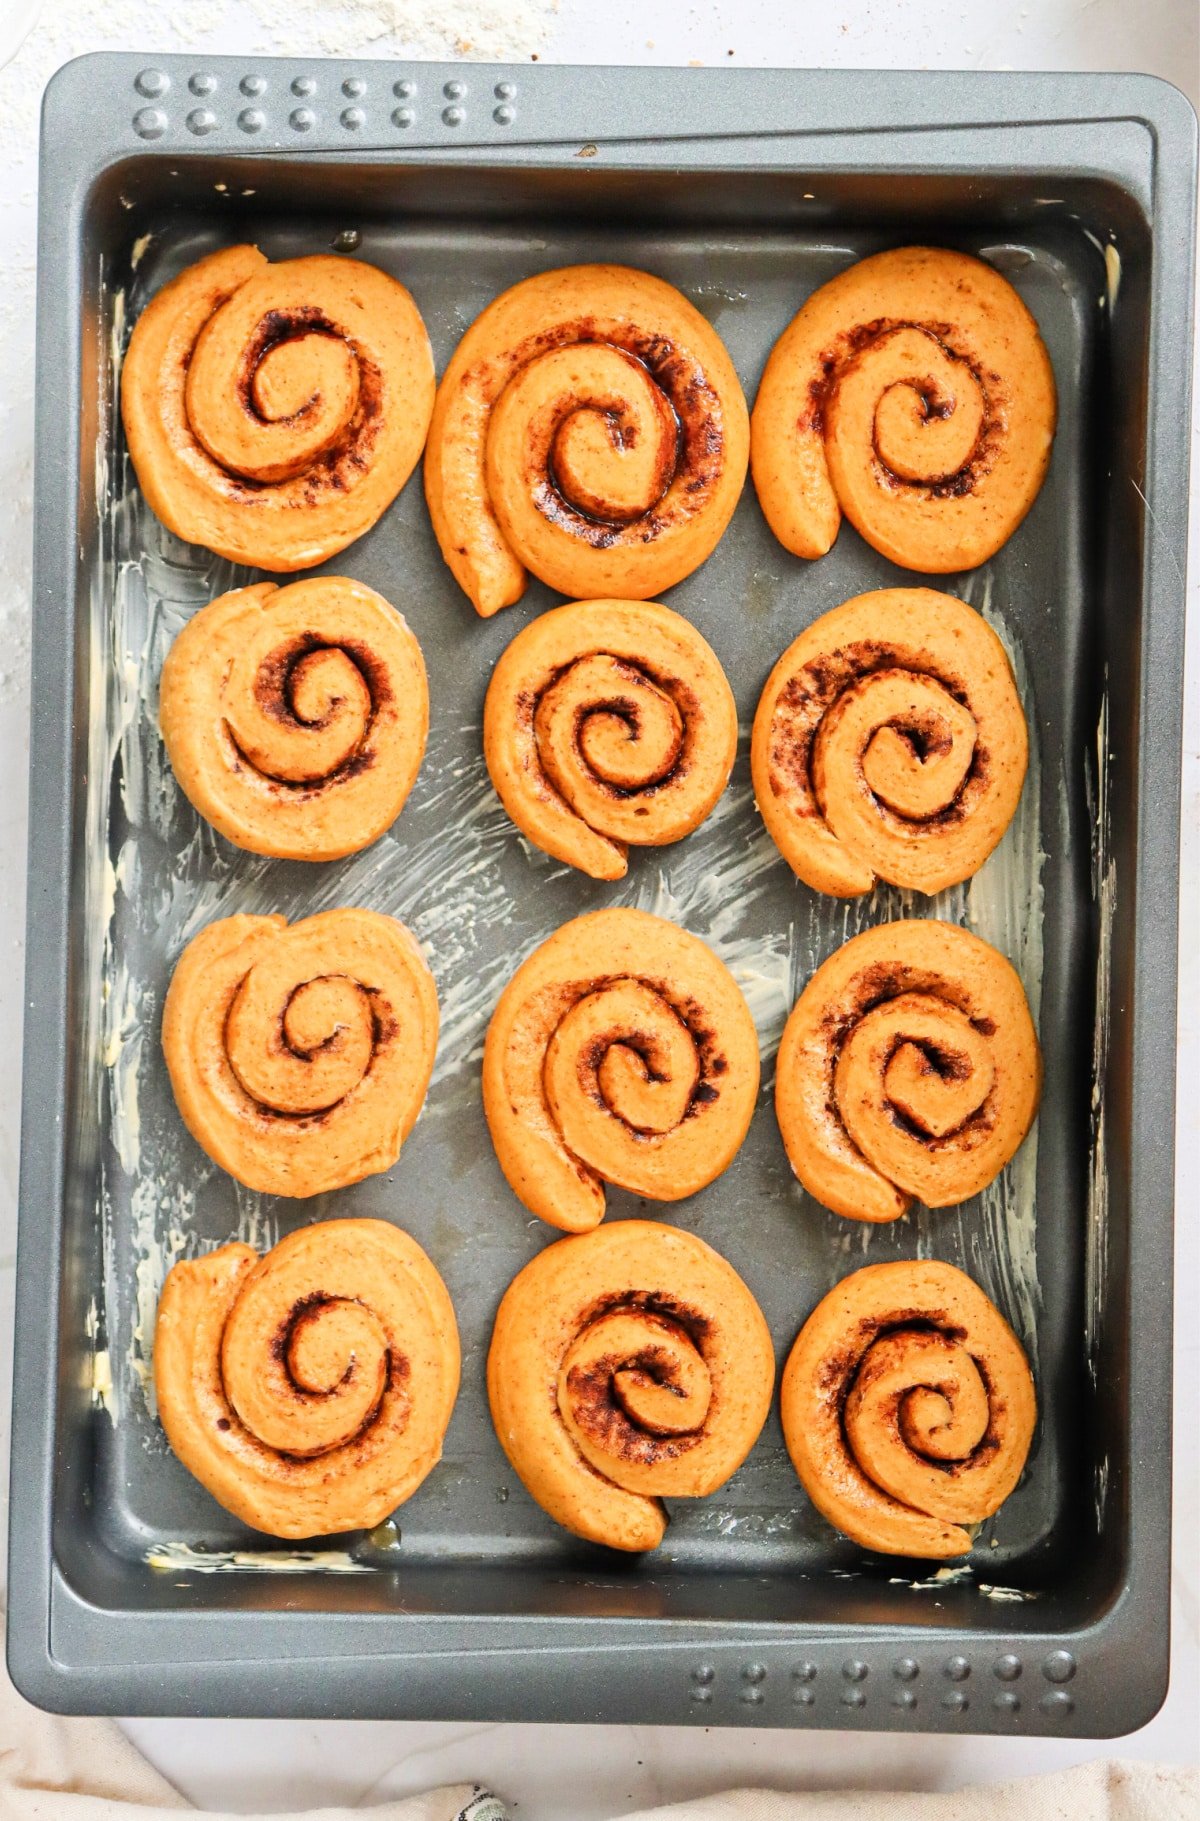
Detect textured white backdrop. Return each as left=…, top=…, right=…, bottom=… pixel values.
left=0, top=2, right=1195, bottom=1815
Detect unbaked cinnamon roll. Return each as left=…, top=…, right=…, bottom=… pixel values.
left=781, top=1259, right=1036, bottom=1557
left=775, top=920, right=1040, bottom=1222
left=155, top=1219, right=460, bottom=1539
left=751, top=588, right=1027, bottom=896
left=160, top=576, right=428, bottom=862
left=483, top=908, right=759, bottom=1231
left=163, top=909, right=438, bottom=1198
left=488, top=1219, right=774, bottom=1551
left=425, top=264, right=749, bottom=614
left=484, top=598, right=737, bottom=879
left=752, top=247, right=1056, bottom=573
left=122, top=246, right=434, bottom=570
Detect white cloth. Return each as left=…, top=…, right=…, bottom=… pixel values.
left=2, top=1641, right=1196, bottom=1821
left=0, top=1646, right=498, bottom=1819
left=613, top=1765, right=1200, bottom=1821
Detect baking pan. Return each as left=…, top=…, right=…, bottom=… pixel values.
left=9, top=56, right=1196, bottom=1732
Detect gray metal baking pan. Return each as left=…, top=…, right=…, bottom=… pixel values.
left=9, top=55, right=1196, bottom=1733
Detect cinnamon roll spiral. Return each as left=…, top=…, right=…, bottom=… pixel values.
left=776, top=920, right=1040, bottom=1222
left=154, top=1219, right=460, bottom=1539
left=484, top=599, right=737, bottom=879
left=751, top=588, right=1027, bottom=896
left=781, top=1259, right=1036, bottom=1557
left=751, top=247, right=1056, bottom=573
left=425, top=265, right=749, bottom=614
left=483, top=908, right=759, bottom=1232
left=488, top=1220, right=774, bottom=1551
left=122, top=246, right=434, bottom=570
left=160, top=577, right=428, bottom=862
left=163, top=909, right=439, bottom=1198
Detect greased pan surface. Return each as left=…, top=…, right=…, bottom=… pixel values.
left=9, top=58, right=1195, bottom=1732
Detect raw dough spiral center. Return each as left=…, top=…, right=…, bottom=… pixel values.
left=845, top=1332, right=991, bottom=1510
left=499, top=343, right=680, bottom=527
left=233, top=642, right=373, bottom=784
left=855, top=327, right=987, bottom=486
left=559, top=1308, right=714, bottom=1475
left=546, top=978, right=700, bottom=1150
left=225, top=1292, right=388, bottom=1457
left=838, top=991, right=996, bottom=1152
left=188, top=315, right=365, bottom=485
left=226, top=969, right=378, bottom=1116
left=540, top=655, right=683, bottom=794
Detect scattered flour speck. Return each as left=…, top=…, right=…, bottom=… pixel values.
left=241, top=0, right=560, bottom=59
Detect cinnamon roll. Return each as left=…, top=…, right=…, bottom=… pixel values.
left=163, top=909, right=438, bottom=1198
left=488, top=1220, right=774, bottom=1551
left=425, top=264, right=749, bottom=614
left=122, top=246, right=434, bottom=570
left=155, top=1219, right=460, bottom=1538
left=752, top=247, right=1056, bottom=573
left=781, top=1259, right=1036, bottom=1557
left=484, top=598, right=737, bottom=879
left=160, top=577, right=428, bottom=862
left=483, top=908, right=759, bottom=1231
left=751, top=588, right=1027, bottom=896
left=776, top=920, right=1040, bottom=1222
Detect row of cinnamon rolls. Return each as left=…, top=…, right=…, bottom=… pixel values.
left=163, top=904, right=1040, bottom=1227
left=159, top=1216, right=1035, bottom=1565
left=161, top=579, right=1028, bottom=898
left=122, top=245, right=1056, bottom=594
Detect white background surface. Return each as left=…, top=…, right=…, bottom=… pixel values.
left=0, top=2, right=1197, bottom=1816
